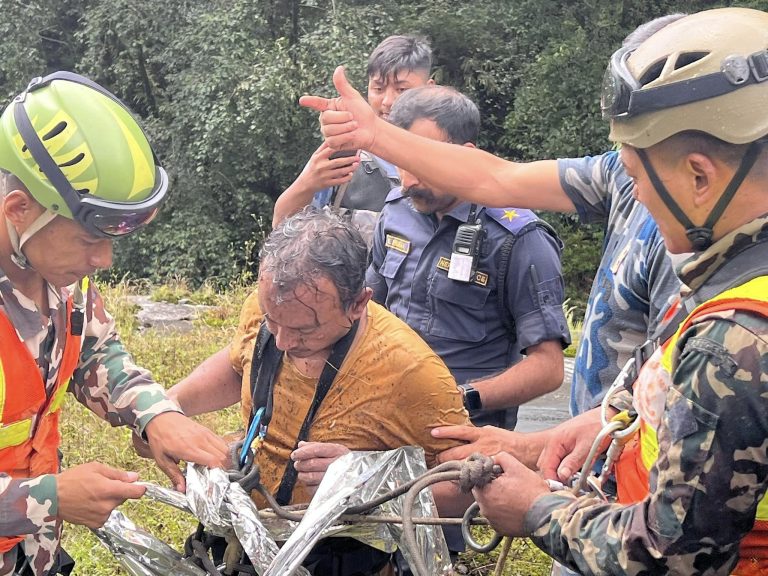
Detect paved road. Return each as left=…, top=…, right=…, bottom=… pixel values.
left=515, top=357, right=574, bottom=432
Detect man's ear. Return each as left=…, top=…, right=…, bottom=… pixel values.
left=427, top=78, right=436, bottom=86
left=686, top=153, right=719, bottom=208
left=349, top=287, right=373, bottom=319
left=2, top=189, right=43, bottom=226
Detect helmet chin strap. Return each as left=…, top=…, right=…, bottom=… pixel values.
left=5, top=209, right=58, bottom=270
left=636, top=141, right=763, bottom=251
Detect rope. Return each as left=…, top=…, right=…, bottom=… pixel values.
left=187, top=452, right=503, bottom=575
left=493, top=537, right=513, bottom=576
left=400, top=454, right=503, bottom=576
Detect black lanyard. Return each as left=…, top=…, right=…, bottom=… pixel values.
left=249, top=319, right=360, bottom=505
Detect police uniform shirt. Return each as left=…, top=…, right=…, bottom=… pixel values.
left=366, top=188, right=570, bottom=428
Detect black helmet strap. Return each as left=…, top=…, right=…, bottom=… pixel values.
left=636, top=140, right=763, bottom=251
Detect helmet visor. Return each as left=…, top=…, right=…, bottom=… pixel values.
left=600, top=47, right=638, bottom=119
left=78, top=166, right=168, bottom=237
left=602, top=45, right=768, bottom=120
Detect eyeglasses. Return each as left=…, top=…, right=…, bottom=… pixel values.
left=601, top=45, right=768, bottom=120
left=12, top=72, right=168, bottom=238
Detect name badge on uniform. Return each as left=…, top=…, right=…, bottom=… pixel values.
left=447, top=253, right=474, bottom=282
left=385, top=234, right=410, bottom=254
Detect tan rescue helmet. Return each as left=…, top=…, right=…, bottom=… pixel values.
left=603, top=7, right=768, bottom=148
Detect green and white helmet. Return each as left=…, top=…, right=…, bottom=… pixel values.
left=0, top=71, right=168, bottom=239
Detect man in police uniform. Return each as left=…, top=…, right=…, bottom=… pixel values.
left=367, top=85, right=570, bottom=431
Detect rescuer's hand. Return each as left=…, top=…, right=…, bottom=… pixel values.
left=299, top=66, right=379, bottom=152
left=143, top=411, right=229, bottom=492
left=433, top=424, right=550, bottom=470
left=472, top=451, right=551, bottom=536
left=537, top=408, right=606, bottom=483
left=56, top=462, right=146, bottom=528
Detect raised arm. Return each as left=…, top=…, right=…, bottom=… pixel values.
left=272, top=142, right=359, bottom=227
left=300, top=67, right=576, bottom=212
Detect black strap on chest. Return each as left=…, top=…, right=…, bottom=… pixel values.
left=248, top=319, right=360, bottom=506
left=496, top=219, right=561, bottom=341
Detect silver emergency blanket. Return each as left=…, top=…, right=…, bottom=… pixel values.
left=92, top=510, right=207, bottom=576
left=93, top=447, right=450, bottom=575
left=264, top=446, right=452, bottom=576
left=94, top=466, right=301, bottom=575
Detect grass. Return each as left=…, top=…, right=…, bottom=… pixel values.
left=562, top=299, right=583, bottom=359
left=59, top=281, right=556, bottom=575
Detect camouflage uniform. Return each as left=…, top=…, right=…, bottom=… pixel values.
left=0, top=269, right=182, bottom=575
left=559, top=151, right=680, bottom=415
left=523, top=215, right=768, bottom=575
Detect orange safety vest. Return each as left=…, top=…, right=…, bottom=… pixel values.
left=615, top=276, right=768, bottom=576
left=0, top=283, right=85, bottom=553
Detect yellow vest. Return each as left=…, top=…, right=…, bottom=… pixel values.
left=615, top=276, right=768, bottom=575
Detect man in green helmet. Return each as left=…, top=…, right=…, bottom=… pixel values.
left=0, top=72, right=228, bottom=576
left=302, top=6, right=768, bottom=574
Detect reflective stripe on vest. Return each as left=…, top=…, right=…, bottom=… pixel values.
left=616, top=276, right=768, bottom=571
left=0, top=278, right=87, bottom=553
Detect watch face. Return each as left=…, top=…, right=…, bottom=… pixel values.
left=464, top=388, right=482, bottom=411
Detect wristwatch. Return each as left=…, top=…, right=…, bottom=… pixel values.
left=461, top=384, right=483, bottom=411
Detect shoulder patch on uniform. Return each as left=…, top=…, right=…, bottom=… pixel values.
left=386, top=234, right=410, bottom=254
left=485, top=207, right=537, bottom=234
left=385, top=185, right=406, bottom=203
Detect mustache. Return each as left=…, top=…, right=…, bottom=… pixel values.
left=403, top=187, right=435, bottom=201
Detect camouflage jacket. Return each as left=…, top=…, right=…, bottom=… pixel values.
left=524, top=215, right=768, bottom=575
left=0, top=271, right=181, bottom=575
left=559, top=152, right=680, bottom=415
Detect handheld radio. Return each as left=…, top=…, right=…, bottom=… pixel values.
left=448, top=204, right=485, bottom=282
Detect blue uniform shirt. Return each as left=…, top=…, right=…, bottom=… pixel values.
left=367, top=188, right=571, bottom=429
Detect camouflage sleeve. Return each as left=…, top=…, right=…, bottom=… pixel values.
left=68, top=283, right=181, bottom=436
left=641, top=228, right=681, bottom=338
left=0, top=474, right=57, bottom=537
left=557, top=152, right=622, bottom=225
left=524, top=313, right=768, bottom=575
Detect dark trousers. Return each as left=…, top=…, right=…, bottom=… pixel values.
left=208, top=535, right=391, bottom=576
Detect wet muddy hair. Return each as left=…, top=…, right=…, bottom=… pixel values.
left=367, top=35, right=432, bottom=84
left=259, top=207, right=368, bottom=310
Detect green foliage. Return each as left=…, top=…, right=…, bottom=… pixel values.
left=458, top=532, right=553, bottom=575
left=562, top=299, right=584, bottom=358
left=5, top=0, right=768, bottom=289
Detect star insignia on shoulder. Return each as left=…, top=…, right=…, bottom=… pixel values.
left=502, top=209, right=518, bottom=221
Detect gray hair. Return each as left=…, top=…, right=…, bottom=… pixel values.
left=367, top=35, right=432, bottom=83
left=623, top=13, right=687, bottom=49
left=389, top=85, right=480, bottom=145
left=259, top=208, right=368, bottom=310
